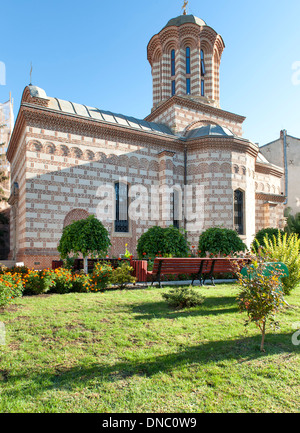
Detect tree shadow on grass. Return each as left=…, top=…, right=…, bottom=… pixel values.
left=2, top=332, right=299, bottom=402
left=130, top=296, right=238, bottom=320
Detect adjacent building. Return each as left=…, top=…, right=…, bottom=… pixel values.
left=260, top=130, right=300, bottom=215
left=0, top=96, right=13, bottom=259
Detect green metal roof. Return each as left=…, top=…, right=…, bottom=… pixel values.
left=164, top=14, right=206, bottom=28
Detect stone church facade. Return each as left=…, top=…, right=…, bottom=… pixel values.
left=7, top=13, right=286, bottom=269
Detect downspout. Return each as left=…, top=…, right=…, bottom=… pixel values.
left=282, top=129, right=288, bottom=205
left=184, top=145, right=187, bottom=238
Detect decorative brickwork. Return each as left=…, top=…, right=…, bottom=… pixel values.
left=6, top=13, right=285, bottom=268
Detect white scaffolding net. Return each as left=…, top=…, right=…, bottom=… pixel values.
left=0, top=98, right=14, bottom=208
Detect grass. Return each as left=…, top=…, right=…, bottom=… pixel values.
left=0, top=283, right=299, bottom=413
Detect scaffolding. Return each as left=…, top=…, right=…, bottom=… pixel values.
left=0, top=94, right=14, bottom=209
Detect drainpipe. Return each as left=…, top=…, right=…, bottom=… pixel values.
left=184, top=145, right=187, bottom=238
left=282, top=129, right=288, bottom=205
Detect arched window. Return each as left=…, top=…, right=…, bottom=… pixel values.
left=171, top=49, right=175, bottom=77
left=186, top=47, right=191, bottom=74
left=234, top=189, right=244, bottom=235
left=115, top=182, right=129, bottom=233
left=201, top=49, right=205, bottom=77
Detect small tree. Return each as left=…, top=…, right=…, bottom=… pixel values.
left=57, top=215, right=111, bottom=273
left=137, top=225, right=189, bottom=259
left=235, top=257, right=286, bottom=352
left=285, top=211, right=300, bottom=237
left=198, top=227, right=247, bottom=257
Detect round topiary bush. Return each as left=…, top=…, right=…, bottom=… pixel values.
left=58, top=215, right=111, bottom=273
left=136, top=225, right=189, bottom=259
left=198, top=227, right=247, bottom=257
left=252, top=228, right=285, bottom=252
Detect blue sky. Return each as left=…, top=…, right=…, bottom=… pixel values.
left=1, top=0, right=300, bottom=145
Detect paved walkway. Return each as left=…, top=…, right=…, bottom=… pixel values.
left=135, top=279, right=237, bottom=287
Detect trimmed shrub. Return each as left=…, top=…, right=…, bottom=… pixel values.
left=258, top=232, right=300, bottom=295
left=137, top=225, right=189, bottom=259
left=162, top=286, right=205, bottom=309
left=110, top=262, right=136, bottom=290
left=252, top=228, right=285, bottom=251
left=198, top=227, right=247, bottom=257
left=0, top=273, right=23, bottom=309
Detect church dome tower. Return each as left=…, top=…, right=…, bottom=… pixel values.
left=147, top=13, right=225, bottom=109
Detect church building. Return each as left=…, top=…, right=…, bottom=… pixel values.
left=7, top=12, right=286, bottom=269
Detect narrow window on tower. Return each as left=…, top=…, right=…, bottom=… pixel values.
left=201, top=79, right=205, bottom=97
left=234, top=189, right=244, bottom=235
left=172, top=80, right=176, bottom=96
left=186, top=47, right=191, bottom=74
left=186, top=78, right=191, bottom=95
left=115, top=182, right=129, bottom=233
left=171, top=49, right=175, bottom=77
left=201, top=49, right=205, bottom=76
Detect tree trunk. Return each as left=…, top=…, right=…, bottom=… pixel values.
left=260, top=321, right=266, bottom=352
left=84, top=257, right=88, bottom=274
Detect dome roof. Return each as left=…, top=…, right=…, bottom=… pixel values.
left=185, top=124, right=235, bottom=139
left=164, top=14, right=206, bottom=28
left=28, top=85, right=48, bottom=99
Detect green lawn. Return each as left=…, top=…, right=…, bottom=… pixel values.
left=0, top=283, right=299, bottom=413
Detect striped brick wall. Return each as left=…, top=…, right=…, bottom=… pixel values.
left=8, top=121, right=285, bottom=267
left=147, top=101, right=244, bottom=137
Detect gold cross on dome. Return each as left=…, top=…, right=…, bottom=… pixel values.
left=182, top=0, right=188, bottom=15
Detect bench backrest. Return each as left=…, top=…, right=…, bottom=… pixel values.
left=210, top=258, right=249, bottom=273
left=151, top=257, right=248, bottom=275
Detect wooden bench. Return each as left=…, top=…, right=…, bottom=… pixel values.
left=147, top=257, right=248, bottom=287
left=201, top=258, right=247, bottom=286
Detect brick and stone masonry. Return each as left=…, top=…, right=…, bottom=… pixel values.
left=6, top=13, right=286, bottom=269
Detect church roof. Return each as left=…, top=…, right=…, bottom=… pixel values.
left=164, top=14, right=206, bottom=28
left=185, top=124, right=235, bottom=139
left=26, top=86, right=174, bottom=137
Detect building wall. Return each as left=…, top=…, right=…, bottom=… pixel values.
left=260, top=132, right=300, bottom=214
left=254, top=166, right=285, bottom=233
left=147, top=100, right=244, bottom=136
left=8, top=120, right=285, bottom=268
left=11, top=125, right=187, bottom=268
